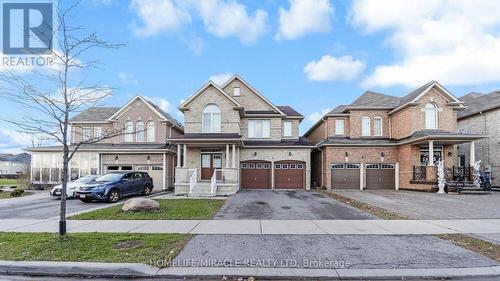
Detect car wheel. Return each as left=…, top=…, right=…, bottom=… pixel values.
left=108, top=190, right=120, bottom=203
left=143, top=185, right=152, bottom=196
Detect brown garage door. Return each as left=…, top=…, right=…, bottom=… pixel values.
left=240, top=160, right=271, bottom=189
left=366, top=163, right=395, bottom=189
left=274, top=161, right=305, bottom=189
left=331, top=163, right=360, bottom=189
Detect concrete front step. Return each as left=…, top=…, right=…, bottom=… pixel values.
left=188, top=192, right=215, bottom=197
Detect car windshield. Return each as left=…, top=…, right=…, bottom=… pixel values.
left=74, top=175, right=97, bottom=183
left=94, top=173, right=123, bottom=182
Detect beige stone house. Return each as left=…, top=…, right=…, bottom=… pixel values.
left=304, top=81, right=485, bottom=191
left=171, top=75, right=314, bottom=196
left=26, top=96, right=184, bottom=190
left=457, top=91, right=500, bottom=187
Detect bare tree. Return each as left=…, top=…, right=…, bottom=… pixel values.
left=0, top=1, right=126, bottom=235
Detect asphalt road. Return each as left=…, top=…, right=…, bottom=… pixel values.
left=0, top=192, right=107, bottom=219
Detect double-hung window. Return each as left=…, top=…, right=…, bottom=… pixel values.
left=202, top=104, right=221, bottom=133
left=335, top=119, right=344, bottom=135
left=373, top=117, right=382, bottom=136
left=124, top=121, right=133, bottom=142
left=248, top=119, right=270, bottom=138
left=283, top=121, right=292, bottom=137
left=82, top=127, right=91, bottom=141
left=93, top=127, right=102, bottom=140
left=362, top=117, right=371, bottom=136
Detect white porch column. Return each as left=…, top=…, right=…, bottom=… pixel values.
left=176, top=145, right=181, bottom=167
left=162, top=153, right=167, bottom=191
left=359, top=163, right=364, bottom=190
left=226, top=144, right=230, bottom=168
left=395, top=163, right=400, bottom=190
left=232, top=144, right=236, bottom=168
left=271, top=159, right=275, bottom=189
left=183, top=144, right=187, bottom=168
left=470, top=141, right=476, bottom=164
left=428, top=140, right=434, bottom=166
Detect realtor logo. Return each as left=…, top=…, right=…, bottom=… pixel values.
left=1, top=1, right=53, bottom=55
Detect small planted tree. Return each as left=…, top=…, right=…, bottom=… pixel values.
left=0, top=1, right=126, bottom=235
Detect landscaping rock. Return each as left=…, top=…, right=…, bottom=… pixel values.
left=122, top=198, right=160, bottom=212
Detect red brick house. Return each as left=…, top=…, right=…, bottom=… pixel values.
left=304, top=81, right=485, bottom=191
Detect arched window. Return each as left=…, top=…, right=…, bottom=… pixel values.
left=374, top=117, right=383, bottom=136
left=147, top=121, right=155, bottom=142
left=202, top=104, right=221, bottom=133
left=136, top=121, right=144, bottom=142
left=124, top=121, right=133, bottom=142
left=425, top=103, right=438, bottom=129
left=362, top=117, right=371, bottom=136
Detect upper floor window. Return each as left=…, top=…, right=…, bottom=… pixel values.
left=248, top=119, right=270, bottom=138
left=82, top=127, right=91, bottom=141
left=125, top=121, right=133, bottom=142
left=233, top=87, right=240, bottom=96
left=136, top=121, right=144, bottom=142
left=362, top=117, right=371, bottom=136
left=93, top=127, right=102, bottom=139
left=425, top=103, right=438, bottom=129
left=283, top=121, right=293, bottom=137
left=373, top=117, right=382, bottom=136
left=335, top=119, right=345, bottom=135
left=202, top=104, right=221, bottom=133
left=147, top=121, right=155, bottom=142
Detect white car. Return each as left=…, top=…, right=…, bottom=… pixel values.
left=50, top=175, right=99, bottom=199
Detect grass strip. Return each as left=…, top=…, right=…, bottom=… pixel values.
left=437, top=234, right=500, bottom=262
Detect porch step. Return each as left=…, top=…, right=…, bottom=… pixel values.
left=188, top=182, right=216, bottom=197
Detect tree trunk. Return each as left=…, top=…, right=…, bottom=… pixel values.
left=59, top=149, right=69, bottom=235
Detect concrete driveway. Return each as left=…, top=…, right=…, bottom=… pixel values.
left=214, top=190, right=376, bottom=220
left=334, top=190, right=500, bottom=219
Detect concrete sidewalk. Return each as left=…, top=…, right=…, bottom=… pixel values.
left=1, top=260, right=500, bottom=279
left=2, top=218, right=500, bottom=234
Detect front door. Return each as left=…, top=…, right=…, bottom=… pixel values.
left=201, top=153, right=222, bottom=180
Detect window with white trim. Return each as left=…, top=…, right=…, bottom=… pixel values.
left=93, top=127, right=102, bottom=140
left=233, top=87, right=240, bottom=96
left=125, top=121, right=133, bottom=142
left=82, top=127, right=91, bottom=141
left=136, top=121, right=144, bottom=142
left=425, top=103, right=438, bottom=129
left=362, top=117, right=371, bottom=136
left=335, top=119, right=344, bottom=135
left=283, top=121, right=293, bottom=137
left=202, top=104, right=221, bottom=133
left=147, top=121, right=155, bottom=142
left=373, top=117, right=382, bottom=136
left=248, top=119, right=270, bottom=138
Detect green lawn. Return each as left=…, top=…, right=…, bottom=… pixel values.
left=0, top=179, right=18, bottom=186
left=0, top=232, right=190, bottom=267
left=70, top=199, right=225, bottom=220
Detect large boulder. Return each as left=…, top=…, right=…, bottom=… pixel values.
left=122, top=198, right=160, bottom=212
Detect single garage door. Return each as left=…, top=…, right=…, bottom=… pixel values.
left=137, top=165, right=164, bottom=189
left=331, top=163, right=360, bottom=189
left=274, top=161, right=305, bottom=189
left=366, top=163, right=395, bottom=189
left=240, top=160, right=271, bottom=189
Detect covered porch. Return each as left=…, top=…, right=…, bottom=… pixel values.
left=171, top=135, right=242, bottom=196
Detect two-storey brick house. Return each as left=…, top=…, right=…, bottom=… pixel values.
left=26, top=95, right=184, bottom=190
left=171, top=75, right=314, bottom=196
left=304, top=81, right=485, bottom=191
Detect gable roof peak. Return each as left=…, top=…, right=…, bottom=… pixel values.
left=179, top=80, right=242, bottom=110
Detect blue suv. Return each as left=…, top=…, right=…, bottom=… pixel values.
left=75, top=171, right=153, bottom=203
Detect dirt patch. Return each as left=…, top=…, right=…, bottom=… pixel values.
left=112, top=240, right=144, bottom=250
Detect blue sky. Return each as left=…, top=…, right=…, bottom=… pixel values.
left=2, top=0, right=500, bottom=153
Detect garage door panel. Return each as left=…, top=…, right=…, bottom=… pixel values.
left=331, top=163, right=360, bottom=189
left=366, top=163, right=395, bottom=190
left=274, top=161, right=305, bottom=189
left=241, top=161, right=271, bottom=189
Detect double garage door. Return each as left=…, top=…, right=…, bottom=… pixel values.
left=331, top=163, right=395, bottom=190
left=240, top=160, right=305, bottom=189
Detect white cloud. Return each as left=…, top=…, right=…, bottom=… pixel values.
left=276, top=0, right=334, bottom=40
left=130, top=0, right=268, bottom=44
left=145, top=96, right=171, bottom=112
left=209, top=72, right=233, bottom=85
left=193, top=0, right=268, bottom=45
left=0, top=130, right=35, bottom=153
left=307, top=108, right=331, bottom=123
left=304, top=55, right=365, bottom=82
left=130, top=0, right=191, bottom=38
left=118, top=72, right=139, bottom=85
left=351, top=0, right=500, bottom=87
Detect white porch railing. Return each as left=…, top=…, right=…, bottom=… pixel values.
left=188, top=168, right=197, bottom=194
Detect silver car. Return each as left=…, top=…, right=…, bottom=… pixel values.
left=49, top=175, right=99, bottom=199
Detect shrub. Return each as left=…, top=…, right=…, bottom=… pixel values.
left=0, top=189, right=3, bottom=192
left=10, top=189, right=25, bottom=197
left=9, top=186, right=17, bottom=189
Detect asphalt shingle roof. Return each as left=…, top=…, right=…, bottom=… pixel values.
left=0, top=153, right=30, bottom=164
left=349, top=91, right=401, bottom=108
left=69, top=107, right=119, bottom=122
left=328, top=105, right=348, bottom=114
left=458, top=91, right=500, bottom=119
left=277, top=106, right=303, bottom=117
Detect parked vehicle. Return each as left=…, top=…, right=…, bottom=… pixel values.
left=75, top=171, right=153, bottom=203
left=49, top=175, right=99, bottom=198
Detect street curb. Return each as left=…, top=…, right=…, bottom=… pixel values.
left=1, top=261, right=500, bottom=280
